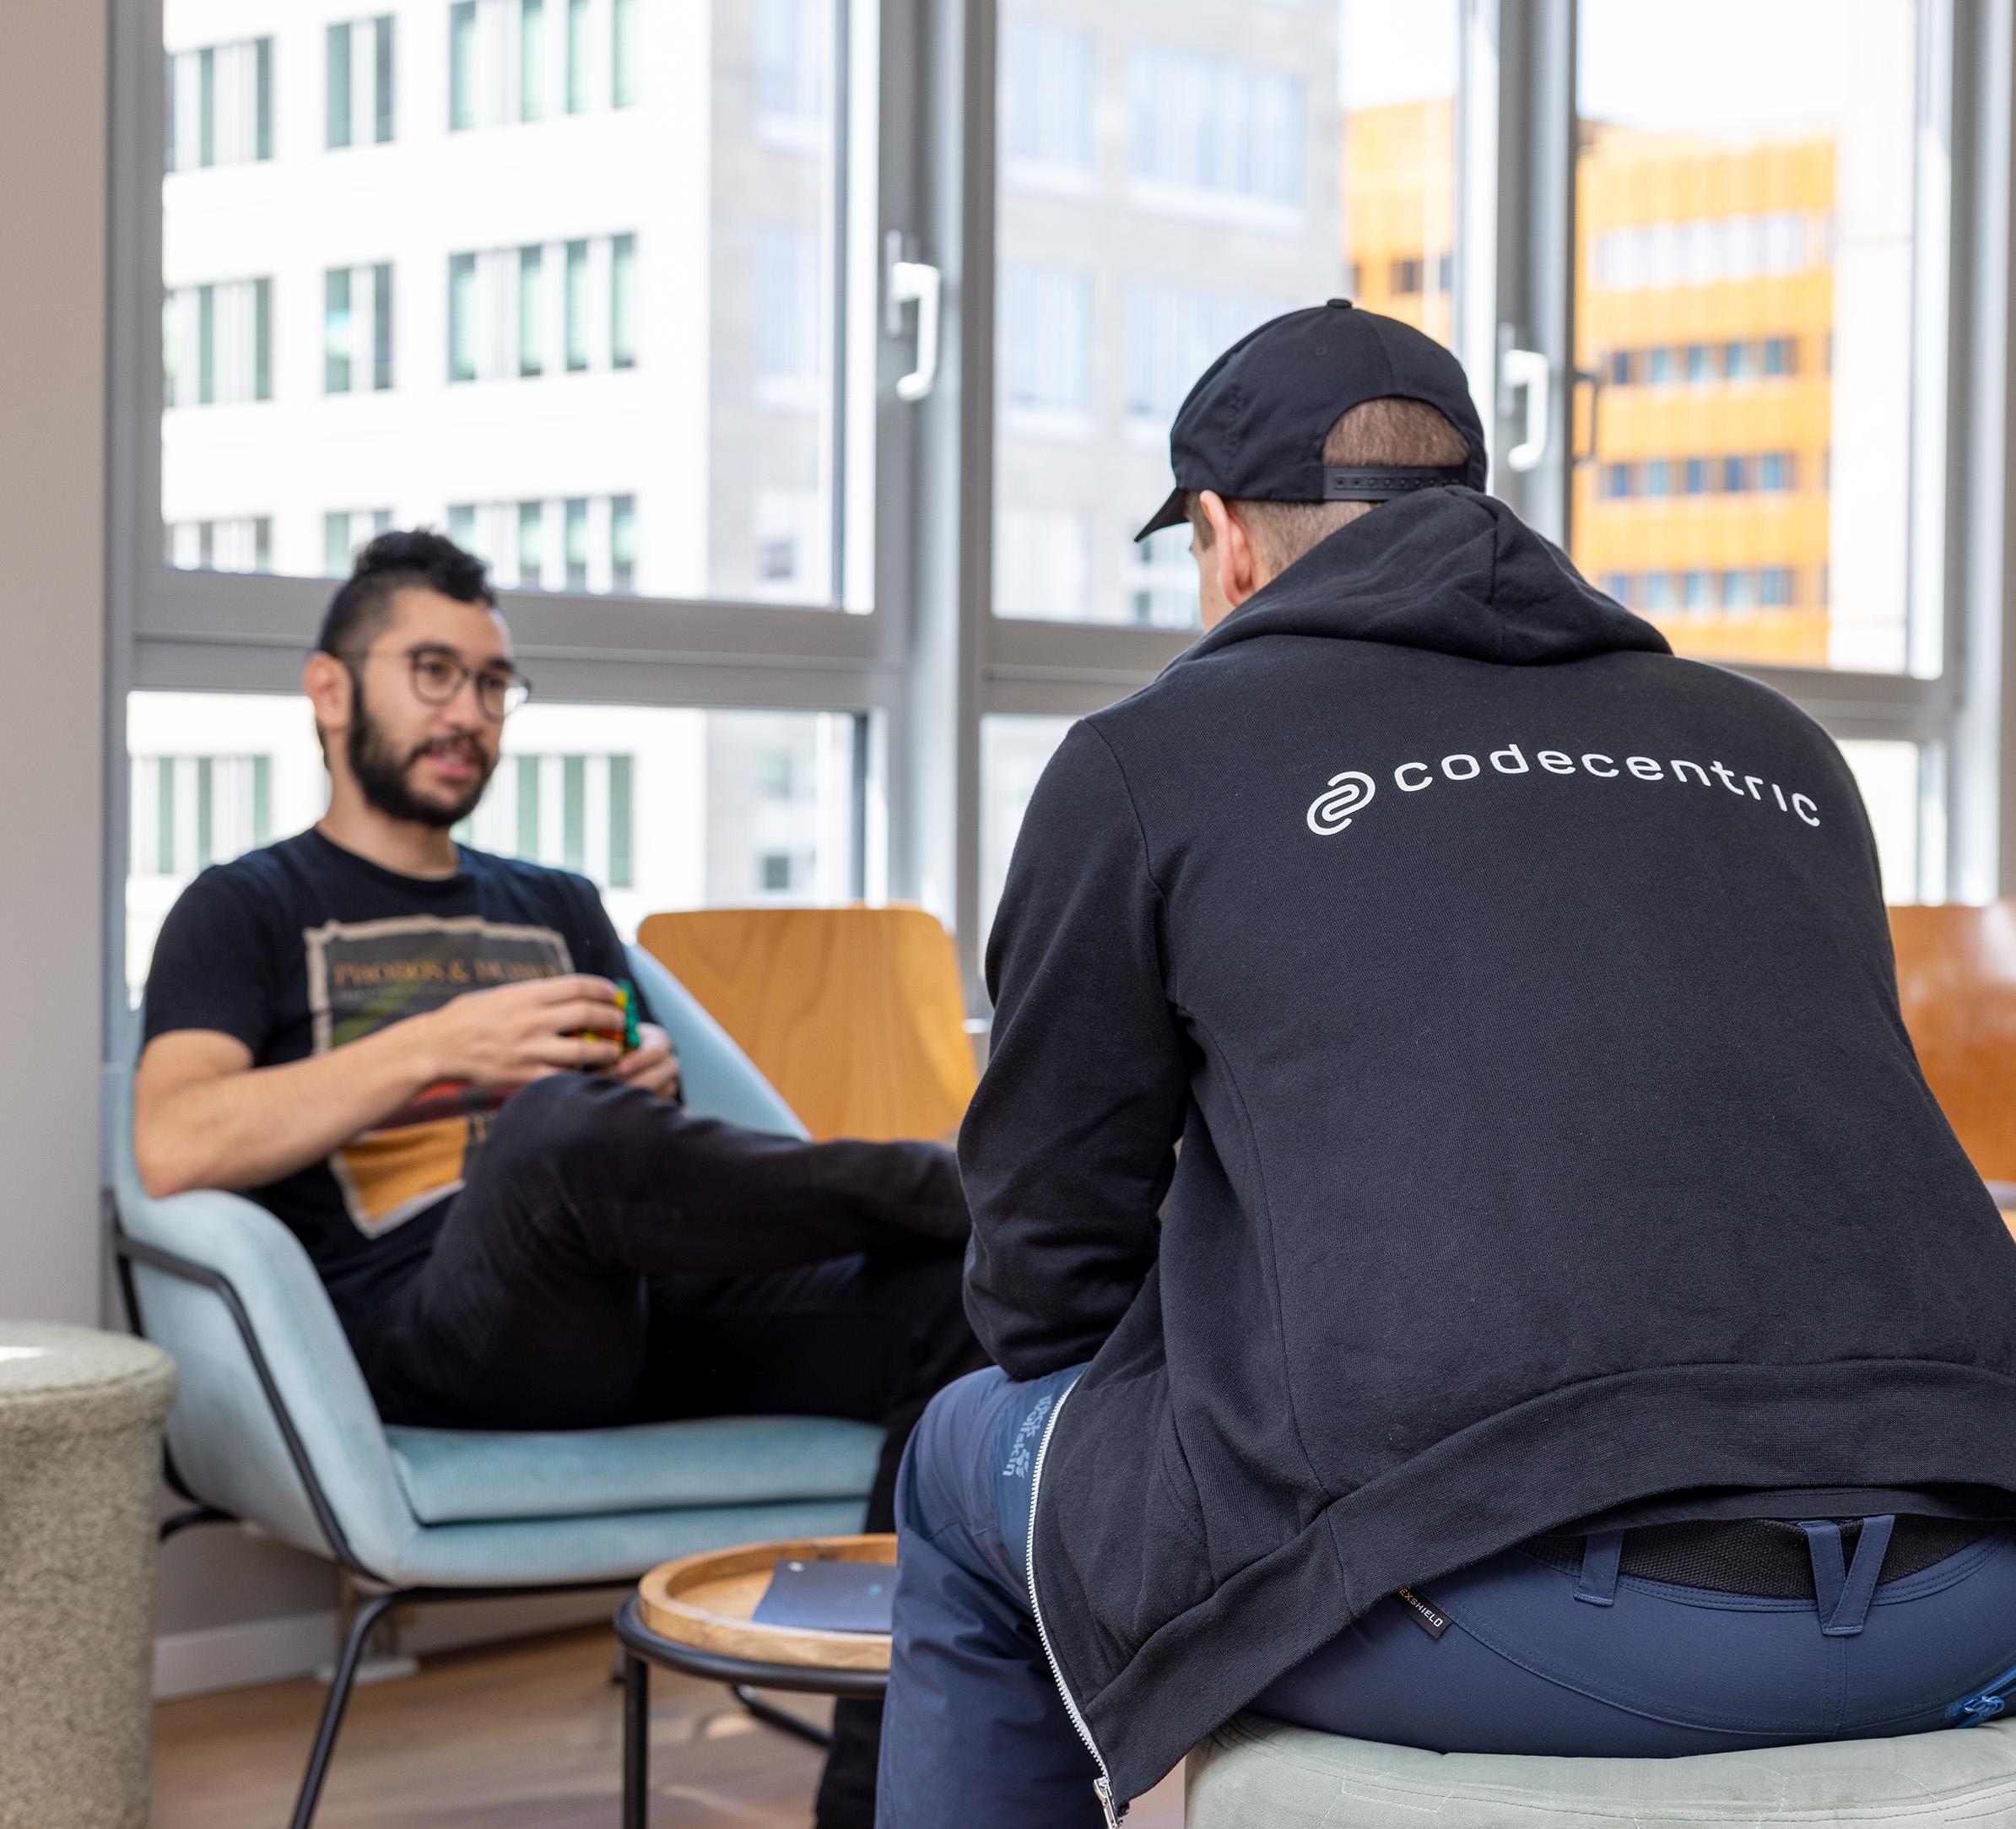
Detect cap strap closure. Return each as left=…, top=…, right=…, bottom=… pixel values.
left=1321, top=463, right=1469, bottom=502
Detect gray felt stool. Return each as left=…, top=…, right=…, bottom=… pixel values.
left=1186, top=1710, right=2016, bottom=1826
left=0, top=1321, right=176, bottom=1829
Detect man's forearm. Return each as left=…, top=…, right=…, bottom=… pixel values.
left=137, top=1022, right=446, bottom=1197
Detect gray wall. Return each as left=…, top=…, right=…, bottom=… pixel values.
left=1, top=0, right=109, bottom=1328
left=0, top=3, right=345, bottom=1683
left=0, top=12, right=589, bottom=1686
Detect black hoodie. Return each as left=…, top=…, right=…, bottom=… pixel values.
left=960, top=486, right=2016, bottom=1811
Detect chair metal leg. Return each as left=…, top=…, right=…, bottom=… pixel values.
left=289, top=1588, right=403, bottom=1829
left=159, top=1503, right=234, bottom=1544
left=731, top=1683, right=833, bottom=1749
left=623, top=1653, right=650, bottom=1829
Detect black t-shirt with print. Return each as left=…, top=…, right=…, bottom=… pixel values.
left=142, top=828, right=647, bottom=1334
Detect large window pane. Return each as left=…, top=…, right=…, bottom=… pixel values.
left=462, top=704, right=865, bottom=932
left=981, top=714, right=1073, bottom=944
left=126, top=692, right=867, bottom=999
left=1839, top=738, right=1934, bottom=904
left=992, top=1, right=1461, bottom=627
left=125, top=693, right=322, bottom=997
left=162, top=0, right=854, bottom=607
left=1573, top=0, right=1924, bottom=673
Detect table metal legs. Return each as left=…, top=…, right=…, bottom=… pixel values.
left=613, top=1589, right=888, bottom=1822
left=622, top=1652, right=650, bottom=1829
left=731, top=1683, right=834, bottom=1748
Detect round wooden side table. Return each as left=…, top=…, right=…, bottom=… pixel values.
left=614, top=1534, right=895, bottom=1828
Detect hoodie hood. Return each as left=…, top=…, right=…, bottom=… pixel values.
left=1180, top=484, right=1671, bottom=670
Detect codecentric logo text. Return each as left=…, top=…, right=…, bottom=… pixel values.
left=1304, top=743, right=1820, bottom=836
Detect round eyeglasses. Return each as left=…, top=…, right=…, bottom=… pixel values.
left=338, top=645, right=532, bottom=721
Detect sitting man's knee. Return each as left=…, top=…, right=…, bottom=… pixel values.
left=911, top=1367, right=1012, bottom=1469
left=480, top=1070, right=616, bottom=1182
left=898, top=1366, right=1012, bottom=1529
left=922, top=1365, right=1013, bottom=1437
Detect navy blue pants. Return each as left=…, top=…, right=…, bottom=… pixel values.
left=878, top=1366, right=2016, bottom=1829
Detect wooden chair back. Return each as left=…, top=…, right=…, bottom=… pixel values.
left=1889, top=902, right=2016, bottom=1188
left=636, top=906, right=977, bottom=1143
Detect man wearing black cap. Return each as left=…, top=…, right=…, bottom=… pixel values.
left=875, top=303, right=2016, bottom=1827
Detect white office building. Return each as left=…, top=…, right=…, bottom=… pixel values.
left=147, top=0, right=858, bottom=988
left=149, top=0, right=1386, bottom=980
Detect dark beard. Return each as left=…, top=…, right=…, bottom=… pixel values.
left=345, top=677, right=495, bottom=830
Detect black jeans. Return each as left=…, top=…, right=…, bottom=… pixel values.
left=349, top=1071, right=989, bottom=1829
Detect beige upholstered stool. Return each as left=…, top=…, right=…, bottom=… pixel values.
left=1186, top=1711, right=2016, bottom=1826
left=0, top=1321, right=176, bottom=1829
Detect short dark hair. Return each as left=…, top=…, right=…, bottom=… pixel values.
left=1184, top=397, right=1473, bottom=574
left=315, top=528, right=497, bottom=658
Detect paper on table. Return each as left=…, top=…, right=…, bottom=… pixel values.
left=749, top=1557, right=894, bottom=1635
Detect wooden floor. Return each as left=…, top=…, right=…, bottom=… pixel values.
left=152, top=1625, right=1186, bottom=1826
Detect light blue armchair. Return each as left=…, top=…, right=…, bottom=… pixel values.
left=115, top=945, right=884, bottom=1829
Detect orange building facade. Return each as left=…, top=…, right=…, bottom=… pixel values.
left=1343, top=104, right=1837, bottom=667
left=1340, top=98, right=1457, bottom=349
left=1571, top=124, right=1835, bottom=664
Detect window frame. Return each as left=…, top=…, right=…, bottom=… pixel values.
left=1551, top=0, right=2002, bottom=906
left=110, top=0, right=923, bottom=1042
left=105, top=0, right=2016, bottom=1052
left=950, top=0, right=2016, bottom=971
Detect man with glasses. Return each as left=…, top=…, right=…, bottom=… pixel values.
left=134, top=530, right=982, bottom=1826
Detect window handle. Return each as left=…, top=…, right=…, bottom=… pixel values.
left=1500, top=343, right=1550, bottom=473
left=885, top=233, right=941, bottom=403
left=1571, top=363, right=1605, bottom=467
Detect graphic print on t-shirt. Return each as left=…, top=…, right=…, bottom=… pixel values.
left=304, top=915, right=576, bottom=1235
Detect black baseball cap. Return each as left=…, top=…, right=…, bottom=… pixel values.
left=1134, top=298, right=1489, bottom=542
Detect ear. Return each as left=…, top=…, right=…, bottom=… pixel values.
left=1199, top=491, right=1262, bottom=609
left=303, top=651, right=354, bottom=744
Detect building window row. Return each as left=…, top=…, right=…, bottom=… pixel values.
left=131, top=755, right=275, bottom=878
left=1593, top=210, right=1828, bottom=291
left=449, top=0, right=638, bottom=132
left=456, top=752, right=635, bottom=888
left=170, top=0, right=635, bottom=167
left=1598, top=567, right=1803, bottom=614
left=166, top=506, right=631, bottom=585
left=166, top=37, right=273, bottom=171
left=1597, top=452, right=1803, bottom=500
left=448, top=234, right=636, bottom=383
left=1373, top=253, right=1455, bottom=299
left=167, top=243, right=634, bottom=408
left=447, top=494, right=636, bottom=594
left=1128, top=46, right=1304, bottom=213
left=999, top=23, right=1306, bottom=216
left=327, top=16, right=396, bottom=149
left=163, top=279, right=272, bottom=407
left=1603, top=336, right=1806, bottom=387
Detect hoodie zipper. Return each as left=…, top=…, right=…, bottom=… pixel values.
left=1024, top=1376, right=1124, bottom=1826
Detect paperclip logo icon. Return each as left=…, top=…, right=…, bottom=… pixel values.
left=1306, top=771, right=1377, bottom=836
